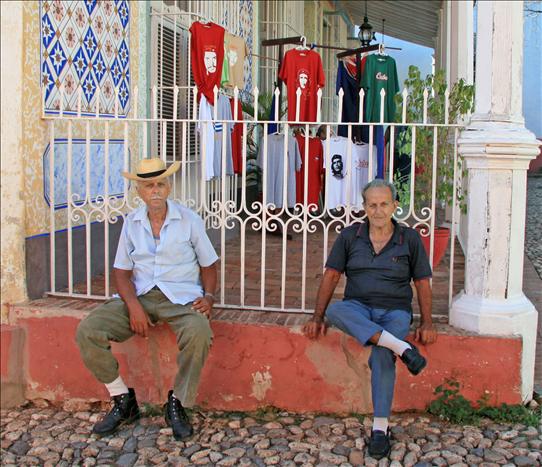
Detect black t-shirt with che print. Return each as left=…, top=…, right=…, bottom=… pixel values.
left=325, top=220, right=432, bottom=312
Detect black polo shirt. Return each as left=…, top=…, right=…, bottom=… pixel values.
left=325, top=220, right=432, bottom=312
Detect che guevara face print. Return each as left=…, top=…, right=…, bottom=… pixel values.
left=298, top=69, right=309, bottom=90
left=331, top=154, right=344, bottom=179
left=204, top=49, right=217, bottom=74
left=228, top=48, right=238, bottom=66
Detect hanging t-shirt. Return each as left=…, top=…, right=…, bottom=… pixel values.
left=324, top=137, right=377, bottom=209
left=324, top=136, right=349, bottom=210
left=350, top=142, right=378, bottom=208
left=224, top=32, right=248, bottom=90
left=336, top=61, right=366, bottom=142
left=278, top=49, right=325, bottom=122
left=198, top=94, right=233, bottom=180
left=189, top=21, right=225, bottom=105
left=213, top=94, right=234, bottom=178
left=344, top=54, right=368, bottom=81
left=361, top=54, right=399, bottom=123
left=295, top=134, right=324, bottom=210
left=198, top=95, right=215, bottom=181
left=257, top=134, right=301, bottom=208
left=230, top=97, right=244, bottom=174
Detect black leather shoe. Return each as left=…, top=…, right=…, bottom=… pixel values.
left=400, top=343, right=427, bottom=375
left=368, top=429, right=391, bottom=459
left=92, top=388, right=140, bottom=436
left=164, top=390, right=193, bottom=440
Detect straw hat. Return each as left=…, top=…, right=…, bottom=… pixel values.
left=122, top=158, right=180, bottom=181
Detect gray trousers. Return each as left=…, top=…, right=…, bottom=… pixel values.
left=75, top=289, right=213, bottom=407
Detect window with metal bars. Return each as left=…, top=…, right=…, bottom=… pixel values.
left=151, top=14, right=196, bottom=163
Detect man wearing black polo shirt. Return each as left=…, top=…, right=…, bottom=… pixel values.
left=303, top=179, right=437, bottom=460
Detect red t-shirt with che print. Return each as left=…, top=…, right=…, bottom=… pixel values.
left=279, top=49, right=325, bottom=122
left=189, top=21, right=225, bottom=105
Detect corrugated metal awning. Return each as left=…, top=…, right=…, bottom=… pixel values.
left=335, top=0, right=442, bottom=49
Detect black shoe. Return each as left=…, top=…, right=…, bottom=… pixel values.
left=368, top=429, right=391, bottom=459
left=164, top=390, right=193, bottom=440
left=92, top=388, right=140, bottom=436
left=400, top=343, right=427, bottom=375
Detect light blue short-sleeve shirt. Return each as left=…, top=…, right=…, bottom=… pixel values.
left=114, top=200, right=219, bottom=305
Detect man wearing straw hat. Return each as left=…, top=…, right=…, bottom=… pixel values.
left=76, top=158, right=218, bottom=441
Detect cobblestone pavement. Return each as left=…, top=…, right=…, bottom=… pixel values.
left=526, top=175, right=542, bottom=279
left=1, top=403, right=541, bottom=467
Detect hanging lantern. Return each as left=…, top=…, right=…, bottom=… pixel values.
left=358, top=16, right=375, bottom=47
left=358, top=1, right=375, bottom=47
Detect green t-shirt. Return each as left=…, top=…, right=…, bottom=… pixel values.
left=361, top=54, right=399, bottom=123
left=221, top=48, right=230, bottom=87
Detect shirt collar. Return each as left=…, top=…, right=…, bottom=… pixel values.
left=133, top=199, right=182, bottom=224
left=356, top=218, right=402, bottom=245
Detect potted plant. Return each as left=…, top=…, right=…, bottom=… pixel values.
left=395, top=66, right=474, bottom=267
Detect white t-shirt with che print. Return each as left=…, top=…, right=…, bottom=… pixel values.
left=324, top=137, right=377, bottom=209
left=323, top=136, right=349, bottom=209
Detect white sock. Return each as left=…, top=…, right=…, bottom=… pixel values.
left=377, top=330, right=411, bottom=356
left=105, top=376, right=129, bottom=397
left=373, top=417, right=389, bottom=433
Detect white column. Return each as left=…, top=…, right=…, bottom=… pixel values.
left=1, top=1, right=27, bottom=321
left=449, top=0, right=474, bottom=85
left=450, top=0, right=540, bottom=401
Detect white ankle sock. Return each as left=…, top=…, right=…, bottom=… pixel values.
left=105, top=376, right=129, bottom=397
left=373, top=417, right=389, bottom=433
left=377, top=330, right=411, bottom=356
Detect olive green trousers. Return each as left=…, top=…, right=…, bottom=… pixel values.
left=76, top=289, right=212, bottom=407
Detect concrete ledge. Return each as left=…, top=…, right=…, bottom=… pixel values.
left=6, top=302, right=523, bottom=413
left=0, top=324, right=26, bottom=408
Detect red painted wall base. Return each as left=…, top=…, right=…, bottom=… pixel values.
left=2, top=306, right=522, bottom=412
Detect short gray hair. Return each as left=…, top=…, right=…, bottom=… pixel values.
left=362, top=179, right=397, bottom=203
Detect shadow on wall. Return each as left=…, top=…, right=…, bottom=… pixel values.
left=25, top=220, right=124, bottom=299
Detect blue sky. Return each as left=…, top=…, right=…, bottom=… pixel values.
left=372, top=33, right=434, bottom=90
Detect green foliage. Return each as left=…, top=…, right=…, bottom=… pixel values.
left=478, top=403, right=541, bottom=427
left=395, top=66, right=474, bottom=213
left=428, top=379, right=541, bottom=426
left=428, top=379, right=480, bottom=424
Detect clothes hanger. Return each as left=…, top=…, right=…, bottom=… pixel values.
left=295, top=36, right=310, bottom=51
left=377, top=20, right=387, bottom=56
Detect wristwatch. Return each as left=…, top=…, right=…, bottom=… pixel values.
left=204, top=292, right=215, bottom=302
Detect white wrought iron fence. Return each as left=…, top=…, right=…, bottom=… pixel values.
left=43, top=81, right=463, bottom=318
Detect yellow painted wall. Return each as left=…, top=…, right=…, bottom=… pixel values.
left=1, top=1, right=27, bottom=320
left=22, top=1, right=141, bottom=238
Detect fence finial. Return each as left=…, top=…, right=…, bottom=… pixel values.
left=253, top=86, right=259, bottom=120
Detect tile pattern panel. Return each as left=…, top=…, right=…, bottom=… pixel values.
left=42, top=139, right=127, bottom=209
left=40, top=0, right=131, bottom=116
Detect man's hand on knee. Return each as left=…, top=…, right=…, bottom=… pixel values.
left=128, top=303, right=149, bottom=338
left=192, top=296, right=213, bottom=319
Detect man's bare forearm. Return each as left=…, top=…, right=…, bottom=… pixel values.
left=113, top=268, right=140, bottom=308
left=313, top=268, right=342, bottom=321
left=200, top=263, right=217, bottom=296
left=414, top=278, right=432, bottom=324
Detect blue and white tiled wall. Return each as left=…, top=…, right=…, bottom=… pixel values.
left=40, top=0, right=131, bottom=117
